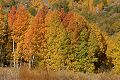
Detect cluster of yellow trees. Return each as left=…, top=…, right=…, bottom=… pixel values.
left=0, top=0, right=120, bottom=73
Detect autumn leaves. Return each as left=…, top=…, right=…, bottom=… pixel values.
left=6, top=4, right=109, bottom=72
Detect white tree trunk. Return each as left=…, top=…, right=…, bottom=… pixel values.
left=13, top=39, right=15, bottom=68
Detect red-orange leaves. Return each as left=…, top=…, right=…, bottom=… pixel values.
left=62, top=12, right=88, bottom=44
left=13, top=4, right=30, bottom=42
left=23, top=7, right=48, bottom=60
left=24, top=26, right=34, bottom=60
left=8, top=6, right=16, bottom=31
left=58, top=9, right=66, bottom=21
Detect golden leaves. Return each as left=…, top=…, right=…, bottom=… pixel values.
left=30, top=0, right=44, bottom=11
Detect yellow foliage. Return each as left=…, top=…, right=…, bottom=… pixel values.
left=106, top=32, right=120, bottom=73
left=30, top=0, right=44, bottom=11
left=48, top=0, right=58, bottom=5
left=90, top=24, right=106, bottom=51
left=44, top=10, right=67, bottom=71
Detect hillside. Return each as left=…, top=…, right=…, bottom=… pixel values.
left=0, top=0, right=120, bottom=79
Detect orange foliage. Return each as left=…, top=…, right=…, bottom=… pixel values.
left=23, top=6, right=48, bottom=60
left=13, top=4, right=30, bottom=42
left=0, top=6, right=2, bottom=11
left=8, top=6, right=16, bottom=31
left=62, top=12, right=87, bottom=44
left=58, top=9, right=66, bottom=21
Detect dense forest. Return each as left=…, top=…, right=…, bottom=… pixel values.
left=0, top=0, right=120, bottom=74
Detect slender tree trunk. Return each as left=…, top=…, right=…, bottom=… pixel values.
left=29, top=57, right=31, bottom=70
left=13, top=39, right=15, bottom=67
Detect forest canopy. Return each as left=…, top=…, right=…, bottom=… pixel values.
left=0, top=0, right=120, bottom=73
